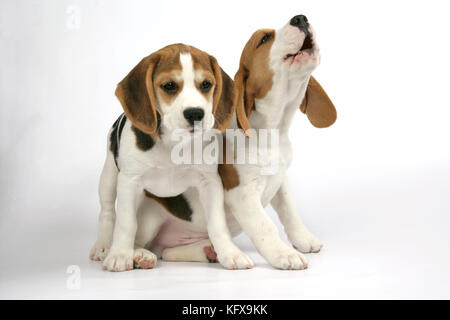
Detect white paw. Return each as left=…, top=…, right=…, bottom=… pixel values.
left=103, top=249, right=134, bottom=272
left=133, top=248, right=157, bottom=269
left=291, top=230, right=323, bottom=253
left=218, top=250, right=254, bottom=270
left=89, top=241, right=110, bottom=261
left=265, top=245, right=308, bottom=270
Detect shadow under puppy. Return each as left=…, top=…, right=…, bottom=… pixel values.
left=90, top=44, right=253, bottom=271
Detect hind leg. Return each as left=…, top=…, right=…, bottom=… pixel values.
left=162, top=239, right=218, bottom=263
left=271, top=179, right=323, bottom=253
left=90, top=150, right=118, bottom=261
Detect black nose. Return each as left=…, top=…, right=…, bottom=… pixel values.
left=183, top=108, right=205, bottom=126
left=290, top=15, right=309, bottom=30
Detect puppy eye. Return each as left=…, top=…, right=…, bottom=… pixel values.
left=161, top=81, right=178, bottom=94
left=258, top=33, right=272, bottom=47
left=200, top=80, right=212, bottom=93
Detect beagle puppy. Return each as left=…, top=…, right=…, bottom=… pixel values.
left=132, top=15, right=336, bottom=270
left=225, top=15, right=337, bottom=269
left=89, top=44, right=253, bottom=271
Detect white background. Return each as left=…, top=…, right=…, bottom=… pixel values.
left=1, top=0, right=450, bottom=299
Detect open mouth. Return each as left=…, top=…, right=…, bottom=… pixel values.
left=284, top=34, right=314, bottom=60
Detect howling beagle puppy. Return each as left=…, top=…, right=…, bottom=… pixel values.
left=89, top=44, right=253, bottom=271
left=133, top=15, right=336, bottom=270
left=225, top=15, right=337, bottom=270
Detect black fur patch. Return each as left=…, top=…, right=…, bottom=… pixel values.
left=131, top=125, right=155, bottom=151
left=144, top=190, right=193, bottom=221
left=109, top=113, right=127, bottom=169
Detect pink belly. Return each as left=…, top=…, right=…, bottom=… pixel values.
left=152, top=218, right=209, bottom=249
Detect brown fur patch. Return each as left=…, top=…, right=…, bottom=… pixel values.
left=115, top=54, right=160, bottom=135
left=234, top=29, right=276, bottom=132
left=218, top=137, right=240, bottom=190
left=144, top=190, right=193, bottom=221
left=213, top=68, right=235, bottom=131
left=300, top=76, right=337, bottom=128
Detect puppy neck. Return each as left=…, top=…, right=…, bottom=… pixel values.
left=249, top=74, right=310, bottom=133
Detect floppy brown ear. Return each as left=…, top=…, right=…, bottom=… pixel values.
left=210, top=56, right=234, bottom=131
left=300, top=76, right=337, bottom=128
left=234, top=66, right=253, bottom=133
left=115, top=53, right=160, bottom=135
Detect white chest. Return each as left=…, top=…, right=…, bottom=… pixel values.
left=236, top=134, right=292, bottom=207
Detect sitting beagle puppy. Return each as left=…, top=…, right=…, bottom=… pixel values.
left=132, top=15, right=336, bottom=270
left=89, top=44, right=253, bottom=271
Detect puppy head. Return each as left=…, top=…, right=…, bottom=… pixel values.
left=234, top=15, right=336, bottom=132
left=115, top=44, right=235, bottom=136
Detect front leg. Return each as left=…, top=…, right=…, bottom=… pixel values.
left=90, top=151, right=117, bottom=261
left=271, top=178, right=323, bottom=253
left=103, top=173, right=139, bottom=272
left=197, top=176, right=253, bottom=270
left=226, top=183, right=308, bottom=270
